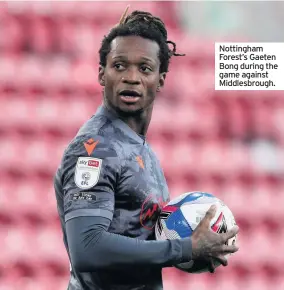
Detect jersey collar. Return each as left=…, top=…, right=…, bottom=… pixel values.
left=96, top=105, right=145, bottom=145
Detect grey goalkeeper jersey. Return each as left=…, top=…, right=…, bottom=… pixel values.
left=54, top=105, right=192, bottom=290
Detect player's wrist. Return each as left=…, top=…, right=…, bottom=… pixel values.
left=179, top=238, right=192, bottom=263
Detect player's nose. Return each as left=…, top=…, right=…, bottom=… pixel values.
left=122, top=67, right=141, bottom=84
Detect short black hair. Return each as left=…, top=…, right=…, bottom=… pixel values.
left=99, top=10, right=185, bottom=73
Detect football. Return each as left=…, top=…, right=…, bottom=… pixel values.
left=155, top=191, right=237, bottom=273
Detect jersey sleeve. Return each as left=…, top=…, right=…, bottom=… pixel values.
left=62, top=135, right=120, bottom=223
left=67, top=215, right=192, bottom=272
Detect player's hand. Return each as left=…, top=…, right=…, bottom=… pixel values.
left=191, top=205, right=239, bottom=271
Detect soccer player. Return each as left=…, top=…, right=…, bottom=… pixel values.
left=54, top=9, right=239, bottom=290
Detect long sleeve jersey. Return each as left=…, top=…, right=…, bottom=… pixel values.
left=54, top=105, right=192, bottom=290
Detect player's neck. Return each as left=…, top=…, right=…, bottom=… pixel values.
left=103, top=102, right=152, bottom=136
left=122, top=113, right=151, bottom=136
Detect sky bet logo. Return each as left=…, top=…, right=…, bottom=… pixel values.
left=79, top=159, right=99, bottom=167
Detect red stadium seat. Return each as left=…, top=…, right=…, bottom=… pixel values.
left=0, top=135, right=27, bottom=173
left=55, top=19, right=76, bottom=55
left=249, top=182, right=275, bottom=219
left=32, top=95, right=62, bottom=130
left=243, top=229, right=278, bottom=268
left=71, top=59, right=101, bottom=93
left=0, top=54, right=20, bottom=86
left=0, top=134, right=68, bottom=175
left=225, top=142, right=252, bottom=175
left=181, top=274, right=213, bottom=290
left=0, top=277, right=15, bottom=290
left=44, top=57, right=73, bottom=90
left=245, top=275, right=273, bottom=290
left=50, top=1, right=158, bottom=24
left=0, top=276, right=69, bottom=290
left=0, top=95, right=38, bottom=133
left=16, top=56, right=46, bottom=89
left=272, top=100, right=284, bottom=142
left=214, top=276, right=241, bottom=290
left=32, top=95, right=92, bottom=133
left=149, top=102, right=172, bottom=134
left=35, top=225, right=69, bottom=265
left=168, top=181, right=190, bottom=199
left=220, top=180, right=251, bottom=220
left=251, top=98, right=275, bottom=139
left=49, top=1, right=80, bottom=18
left=29, top=17, right=54, bottom=54
left=197, top=140, right=228, bottom=175
left=12, top=178, right=58, bottom=222
left=169, top=141, right=200, bottom=177
left=195, top=99, right=219, bottom=137
left=225, top=97, right=251, bottom=139
left=149, top=138, right=172, bottom=173
left=0, top=227, right=10, bottom=267
left=171, top=66, right=202, bottom=100
left=71, top=22, right=98, bottom=59
left=4, top=225, right=38, bottom=265
left=20, top=138, right=54, bottom=174
left=275, top=183, right=284, bottom=218
left=198, top=176, right=225, bottom=197
left=0, top=15, right=23, bottom=54
left=167, top=102, right=203, bottom=138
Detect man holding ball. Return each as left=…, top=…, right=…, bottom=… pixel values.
left=54, top=7, right=239, bottom=290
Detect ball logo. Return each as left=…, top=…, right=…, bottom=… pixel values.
left=140, top=194, right=167, bottom=230
left=156, top=205, right=178, bottom=235
left=217, top=217, right=228, bottom=234
left=212, top=212, right=229, bottom=244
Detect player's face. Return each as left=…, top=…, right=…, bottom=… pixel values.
left=99, top=36, right=166, bottom=115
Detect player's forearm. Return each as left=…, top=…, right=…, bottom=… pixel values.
left=66, top=216, right=192, bottom=272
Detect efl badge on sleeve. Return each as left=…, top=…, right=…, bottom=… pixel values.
left=74, top=157, right=102, bottom=189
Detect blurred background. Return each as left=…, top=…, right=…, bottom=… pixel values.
left=1, top=1, right=284, bottom=289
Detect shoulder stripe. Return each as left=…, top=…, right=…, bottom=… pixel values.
left=65, top=208, right=113, bottom=222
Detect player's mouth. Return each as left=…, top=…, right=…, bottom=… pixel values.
left=119, top=90, right=141, bottom=104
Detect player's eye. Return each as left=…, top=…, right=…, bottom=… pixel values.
left=140, top=65, right=152, bottom=73
left=114, top=63, right=125, bottom=71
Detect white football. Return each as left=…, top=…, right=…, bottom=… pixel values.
left=155, top=191, right=237, bottom=273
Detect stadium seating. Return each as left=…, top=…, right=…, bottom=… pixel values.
left=1, top=2, right=284, bottom=289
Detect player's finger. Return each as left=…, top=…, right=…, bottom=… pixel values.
left=200, top=205, right=217, bottom=228
left=221, top=226, right=239, bottom=242
left=214, top=255, right=228, bottom=267
left=220, top=244, right=239, bottom=254
left=208, top=258, right=215, bottom=273
left=206, top=204, right=217, bottom=219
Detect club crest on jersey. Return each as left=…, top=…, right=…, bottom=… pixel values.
left=74, top=157, right=102, bottom=189
left=140, top=194, right=167, bottom=230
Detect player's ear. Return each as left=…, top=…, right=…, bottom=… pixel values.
left=98, top=66, right=105, bottom=86
left=157, top=73, right=166, bottom=92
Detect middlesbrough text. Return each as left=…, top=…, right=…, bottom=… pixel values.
left=219, top=79, right=274, bottom=88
